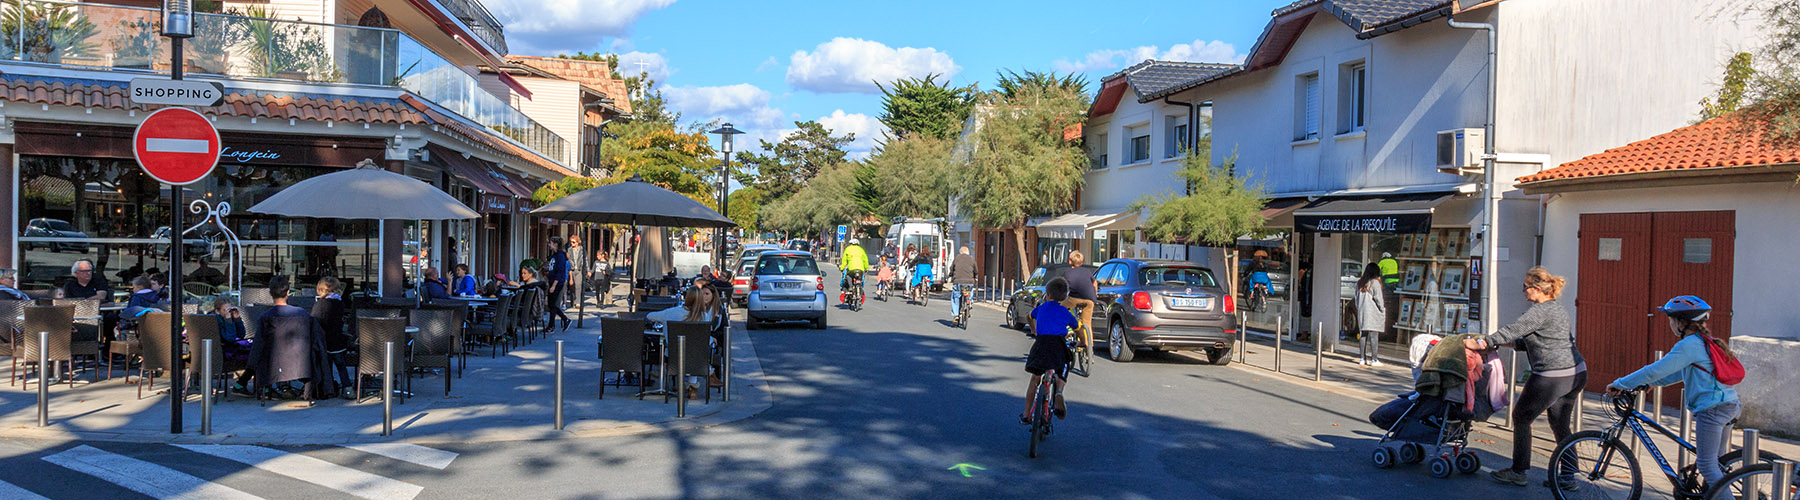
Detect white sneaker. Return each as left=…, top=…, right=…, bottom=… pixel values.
left=1371, top=360, right=1385, bottom=367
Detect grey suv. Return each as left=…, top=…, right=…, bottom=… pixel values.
left=1092, top=259, right=1239, bottom=364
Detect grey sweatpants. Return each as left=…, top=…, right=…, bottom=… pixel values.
left=1695, top=401, right=1742, bottom=487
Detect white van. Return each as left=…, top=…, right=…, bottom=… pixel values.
left=885, top=217, right=950, bottom=291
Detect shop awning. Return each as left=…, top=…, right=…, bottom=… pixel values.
left=1036, top=209, right=1132, bottom=239
left=1292, top=193, right=1453, bottom=234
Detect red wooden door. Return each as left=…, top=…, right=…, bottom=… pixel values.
left=1648, top=211, right=1734, bottom=340
left=1576, top=213, right=1653, bottom=393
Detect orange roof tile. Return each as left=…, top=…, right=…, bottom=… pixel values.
left=398, top=94, right=574, bottom=177
left=0, top=77, right=431, bottom=125
left=1518, top=115, right=1800, bottom=184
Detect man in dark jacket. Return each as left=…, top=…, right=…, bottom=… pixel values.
left=244, top=275, right=334, bottom=400
left=949, top=246, right=977, bottom=319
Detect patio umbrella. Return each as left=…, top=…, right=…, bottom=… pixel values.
left=247, top=159, right=479, bottom=220
left=532, top=175, right=735, bottom=304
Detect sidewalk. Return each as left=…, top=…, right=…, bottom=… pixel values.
left=0, top=290, right=772, bottom=445
left=1228, top=329, right=1800, bottom=483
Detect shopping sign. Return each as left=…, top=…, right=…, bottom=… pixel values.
left=134, top=107, right=221, bottom=185
left=129, top=78, right=227, bottom=107
left=836, top=224, right=848, bottom=242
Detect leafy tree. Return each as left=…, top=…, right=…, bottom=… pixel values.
left=532, top=176, right=601, bottom=205
left=597, top=121, right=716, bottom=202
left=760, top=162, right=860, bottom=235
left=958, top=82, right=1090, bottom=277
left=725, top=187, right=763, bottom=231
left=992, top=69, right=1090, bottom=103
left=865, top=135, right=954, bottom=219
left=850, top=161, right=881, bottom=217
left=1732, top=3, right=1800, bottom=148
left=1130, top=145, right=1267, bottom=303
left=876, top=73, right=977, bottom=140
left=1699, top=52, right=1755, bottom=121
left=737, top=120, right=855, bottom=201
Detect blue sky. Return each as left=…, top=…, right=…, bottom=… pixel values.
left=490, top=0, right=1295, bottom=155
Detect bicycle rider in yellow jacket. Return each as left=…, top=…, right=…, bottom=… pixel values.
left=839, top=238, right=871, bottom=302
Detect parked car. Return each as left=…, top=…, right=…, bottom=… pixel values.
left=784, top=239, right=812, bottom=252
left=738, top=244, right=780, bottom=264
left=1089, top=259, right=1239, bottom=364
left=1003, top=263, right=1100, bottom=332
left=24, top=218, right=87, bottom=252
left=730, top=260, right=757, bottom=306
left=152, top=226, right=213, bottom=257
left=745, top=251, right=828, bottom=329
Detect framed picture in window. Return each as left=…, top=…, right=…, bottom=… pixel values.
left=1420, top=303, right=1440, bottom=333
left=1401, top=263, right=1426, bottom=292
left=1440, top=264, right=1467, bottom=297
left=1425, top=230, right=1442, bottom=257
left=1439, top=304, right=1462, bottom=332
left=1400, top=233, right=1416, bottom=256
left=1443, top=229, right=1465, bottom=258
left=1397, top=299, right=1415, bottom=329
left=1409, top=234, right=1428, bottom=257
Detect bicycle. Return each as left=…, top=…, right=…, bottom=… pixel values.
left=912, top=276, right=932, bottom=307
left=1549, top=387, right=1784, bottom=500
left=845, top=272, right=865, bottom=312
left=1247, top=283, right=1269, bottom=312
left=1706, top=460, right=1800, bottom=500
left=1067, top=322, right=1091, bottom=378
left=951, top=284, right=972, bottom=329
left=1025, top=362, right=1058, bottom=459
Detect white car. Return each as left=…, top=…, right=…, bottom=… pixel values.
left=745, top=251, right=828, bottom=330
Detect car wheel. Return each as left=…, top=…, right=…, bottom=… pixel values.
left=1109, top=322, right=1134, bottom=362
left=813, top=312, right=827, bottom=330
left=1005, top=301, right=1021, bottom=330
left=744, top=314, right=760, bottom=330
left=1207, top=347, right=1233, bottom=366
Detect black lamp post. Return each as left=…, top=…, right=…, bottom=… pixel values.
left=161, top=0, right=193, bottom=435
left=708, top=123, right=743, bottom=271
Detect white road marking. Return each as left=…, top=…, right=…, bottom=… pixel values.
left=340, top=443, right=457, bottom=470
left=0, top=478, right=50, bottom=500
left=42, top=445, right=262, bottom=500
left=144, top=138, right=212, bottom=154
left=174, top=445, right=423, bottom=500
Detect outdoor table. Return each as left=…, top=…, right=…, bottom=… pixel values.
left=99, top=303, right=127, bottom=312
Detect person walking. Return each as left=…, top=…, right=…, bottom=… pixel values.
left=1462, top=267, right=1584, bottom=487
left=1354, top=262, right=1385, bottom=367
left=545, top=238, right=573, bottom=331
left=1609, top=296, right=1742, bottom=491
left=568, top=234, right=586, bottom=308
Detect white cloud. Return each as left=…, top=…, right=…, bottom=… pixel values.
left=663, top=83, right=789, bottom=143
left=786, top=38, right=959, bottom=94
left=755, top=56, right=780, bottom=73
left=615, top=51, right=673, bottom=83
left=489, top=0, right=676, bottom=55
left=1051, top=39, right=1246, bottom=74
left=816, top=110, right=887, bottom=159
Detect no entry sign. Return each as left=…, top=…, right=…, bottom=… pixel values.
left=134, top=107, right=220, bottom=185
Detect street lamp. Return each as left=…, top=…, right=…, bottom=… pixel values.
left=709, top=123, right=743, bottom=270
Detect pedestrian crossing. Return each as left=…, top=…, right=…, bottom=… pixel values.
left=5, top=442, right=460, bottom=500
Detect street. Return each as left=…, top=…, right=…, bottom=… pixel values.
left=0, top=266, right=1531, bottom=500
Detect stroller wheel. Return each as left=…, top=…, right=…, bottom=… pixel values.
left=1398, top=443, right=1425, bottom=464
left=1371, top=447, right=1396, bottom=469
left=1429, top=456, right=1454, bottom=478
left=1455, top=452, right=1481, bottom=474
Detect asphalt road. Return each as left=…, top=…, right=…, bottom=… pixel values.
left=0, top=266, right=1533, bottom=500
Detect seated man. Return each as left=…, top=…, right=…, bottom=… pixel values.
left=244, top=275, right=333, bottom=400
left=420, top=267, right=453, bottom=301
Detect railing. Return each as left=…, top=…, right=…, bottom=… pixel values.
left=434, top=0, right=506, bottom=56
left=0, top=0, right=565, bottom=164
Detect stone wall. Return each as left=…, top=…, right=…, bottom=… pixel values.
left=1734, top=336, right=1799, bottom=437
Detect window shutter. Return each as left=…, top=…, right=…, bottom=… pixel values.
left=1304, top=76, right=1321, bottom=138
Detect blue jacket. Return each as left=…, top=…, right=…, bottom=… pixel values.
left=453, top=275, right=479, bottom=296
left=422, top=279, right=453, bottom=300
left=1612, top=334, right=1739, bottom=413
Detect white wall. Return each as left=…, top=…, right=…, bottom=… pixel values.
left=1082, top=95, right=1190, bottom=211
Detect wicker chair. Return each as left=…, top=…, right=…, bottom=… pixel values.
left=17, top=304, right=72, bottom=390
left=355, top=316, right=410, bottom=403
left=240, top=287, right=274, bottom=307
left=520, top=288, right=545, bottom=343
left=0, top=299, right=26, bottom=361
left=52, top=298, right=104, bottom=376
left=184, top=315, right=241, bottom=401
left=597, top=317, right=646, bottom=399
left=665, top=321, right=713, bottom=404
left=464, top=294, right=513, bottom=358
left=408, top=306, right=462, bottom=396
left=136, top=312, right=179, bottom=399
left=243, top=305, right=271, bottom=341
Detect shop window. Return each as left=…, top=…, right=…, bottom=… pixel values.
left=1598, top=238, right=1623, bottom=261
left=1682, top=238, right=1712, bottom=263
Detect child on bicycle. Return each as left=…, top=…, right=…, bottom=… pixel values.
left=1607, top=295, right=1742, bottom=490
left=1021, top=277, right=1076, bottom=424
left=875, top=261, right=895, bottom=295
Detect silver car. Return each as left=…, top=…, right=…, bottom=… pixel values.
left=745, top=251, right=828, bottom=329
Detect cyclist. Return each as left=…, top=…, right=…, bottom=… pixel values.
left=908, top=244, right=934, bottom=301
left=839, top=238, right=870, bottom=304
left=1608, top=295, right=1741, bottom=490
left=1248, top=261, right=1272, bottom=310
left=1061, top=251, right=1098, bottom=348
left=1021, top=277, right=1075, bottom=424
left=949, top=246, right=977, bottom=321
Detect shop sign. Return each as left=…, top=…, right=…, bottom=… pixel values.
left=129, top=78, right=226, bottom=107
left=1465, top=257, right=1483, bottom=330
left=218, top=146, right=282, bottom=163
left=480, top=194, right=513, bottom=214
left=1295, top=213, right=1432, bottom=234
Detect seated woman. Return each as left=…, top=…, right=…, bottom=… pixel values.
left=451, top=264, right=480, bottom=296
left=646, top=287, right=717, bottom=327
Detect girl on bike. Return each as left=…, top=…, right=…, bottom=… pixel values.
left=1462, top=267, right=1584, bottom=487
left=875, top=260, right=895, bottom=295
left=1021, top=277, right=1075, bottom=424
left=1608, top=296, right=1741, bottom=490
left=1354, top=262, right=1385, bottom=367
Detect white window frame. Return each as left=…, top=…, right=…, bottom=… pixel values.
left=1127, top=125, right=1150, bottom=164
left=1089, top=132, right=1108, bottom=169
left=1165, top=115, right=1189, bottom=158
left=1337, top=62, right=1367, bottom=135
left=1294, top=72, right=1321, bottom=142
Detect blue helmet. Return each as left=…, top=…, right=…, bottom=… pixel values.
left=1659, top=295, right=1711, bottom=322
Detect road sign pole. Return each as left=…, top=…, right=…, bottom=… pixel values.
left=167, top=34, right=186, bottom=435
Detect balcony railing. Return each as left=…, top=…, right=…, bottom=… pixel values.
left=0, top=0, right=565, bottom=165
left=434, top=0, right=506, bottom=55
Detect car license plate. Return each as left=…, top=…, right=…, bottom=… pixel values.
left=775, top=282, right=800, bottom=289
left=1171, top=298, right=1209, bottom=309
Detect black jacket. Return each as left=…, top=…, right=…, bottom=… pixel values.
left=311, top=297, right=348, bottom=352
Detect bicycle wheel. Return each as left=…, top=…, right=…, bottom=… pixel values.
left=1721, top=449, right=1790, bottom=474
left=1550, top=431, right=1642, bottom=500
left=1028, top=391, right=1048, bottom=458
left=1706, top=463, right=1800, bottom=500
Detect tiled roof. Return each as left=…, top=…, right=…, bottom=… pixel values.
left=1273, top=0, right=1451, bottom=32
left=508, top=55, right=633, bottom=115
left=1518, top=116, right=1800, bottom=184
left=1106, top=60, right=1238, bottom=101
left=0, top=76, right=429, bottom=125
left=398, top=94, right=574, bottom=177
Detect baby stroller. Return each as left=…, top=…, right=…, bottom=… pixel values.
left=1368, top=334, right=1504, bottom=478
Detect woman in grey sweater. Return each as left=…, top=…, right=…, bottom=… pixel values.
left=1354, top=262, right=1385, bottom=366
left=1463, top=267, right=1585, bottom=487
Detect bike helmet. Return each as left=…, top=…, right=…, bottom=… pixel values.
left=849, top=238, right=859, bottom=245
left=1658, top=295, right=1711, bottom=322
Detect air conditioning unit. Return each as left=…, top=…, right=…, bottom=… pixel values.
left=1436, top=128, right=1484, bottom=172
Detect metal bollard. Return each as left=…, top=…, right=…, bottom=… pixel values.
left=381, top=342, right=394, bottom=437
left=37, top=331, right=49, bottom=427
left=1314, top=321, right=1324, bottom=382
left=1237, top=315, right=1247, bottom=364
left=1631, top=392, right=1648, bottom=454
left=554, top=340, right=565, bottom=430
left=1678, top=392, right=1692, bottom=468
left=676, top=336, right=688, bottom=418
left=1770, top=460, right=1794, bottom=500
left=1574, top=391, right=1584, bottom=433
left=1504, top=349, right=1519, bottom=429
left=1744, top=429, right=1763, bottom=500
left=1653, top=351, right=1665, bottom=424
left=1273, top=316, right=1283, bottom=374
left=722, top=323, right=733, bottom=402
left=201, top=339, right=214, bottom=435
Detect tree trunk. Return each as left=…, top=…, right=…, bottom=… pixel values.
left=1011, top=224, right=1031, bottom=284
left=1224, top=247, right=1239, bottom=314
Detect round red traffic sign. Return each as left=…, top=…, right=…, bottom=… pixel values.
left=133, top=107, right=220, bottom=185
